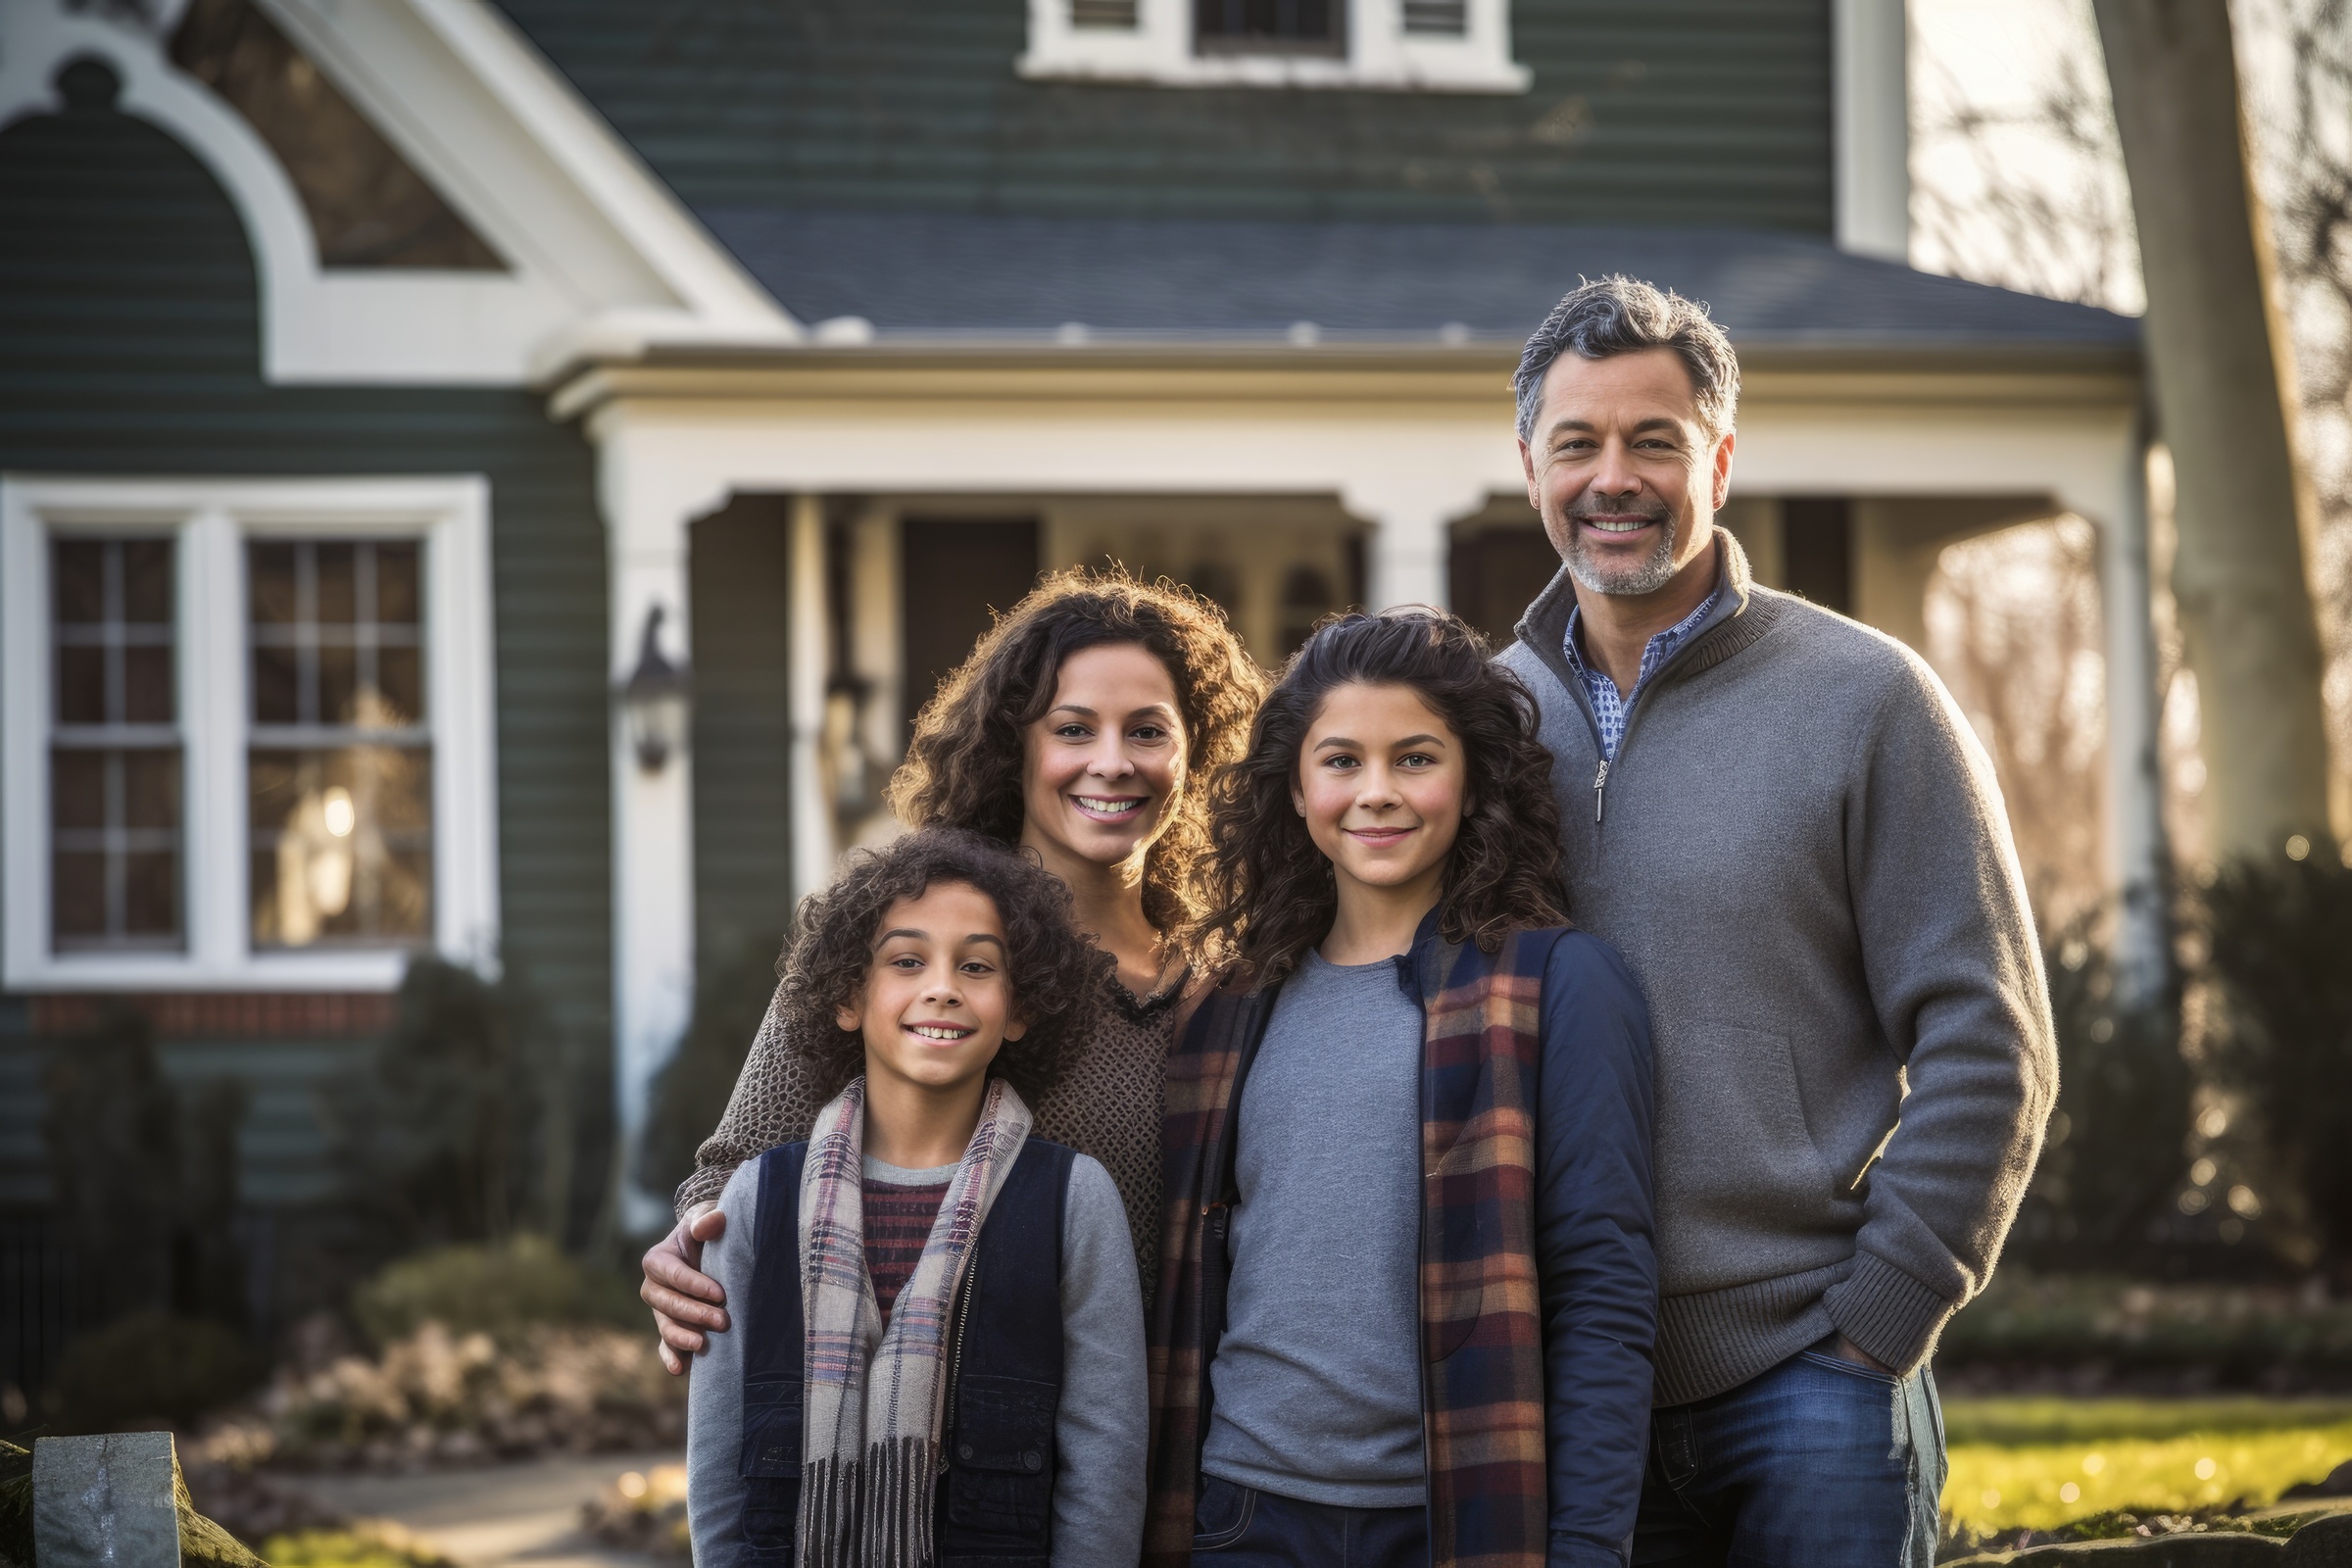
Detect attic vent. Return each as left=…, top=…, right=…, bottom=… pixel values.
left=1071, top=0, right=1140, bottom=26
left=170, top=0, right=502, bottom=270
left=1401, top=0, right=1468, bottom=34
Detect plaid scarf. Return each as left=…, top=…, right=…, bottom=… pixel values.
left=797, top=1075, right=1035, bottom=1568
left=1147, top=930, right=1555, bottom=1568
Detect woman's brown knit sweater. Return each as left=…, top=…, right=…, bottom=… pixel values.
left=673, top=968, right=1182, bottom=1299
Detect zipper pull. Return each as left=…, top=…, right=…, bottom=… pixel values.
left=1593, top=759, right=1609, bottom=823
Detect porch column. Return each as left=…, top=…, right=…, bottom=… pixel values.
left=1349, top=479, right=1487, bottom=611
left=600, top=442, right=710, bottom=1235
left=787, top=495, right=834, bottom=904
left=2096, top=427, right=2169, bottom=1006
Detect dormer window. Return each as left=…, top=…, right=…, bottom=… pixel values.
left=1021, top=0, right=1529, bottom=92
left=1195, top=0, right=1346, bottom=56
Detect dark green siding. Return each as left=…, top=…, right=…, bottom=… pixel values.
left=689, top=498, right=796, bottom=973
left=0, top=88, right=612, bottom=1209
left=494, top=0, right=1834, bottom=232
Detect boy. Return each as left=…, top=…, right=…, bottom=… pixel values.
left=688, top=829, right=1147, bottom=1568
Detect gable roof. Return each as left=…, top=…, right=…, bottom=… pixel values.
left=697, top=208, right=2140, bottom=352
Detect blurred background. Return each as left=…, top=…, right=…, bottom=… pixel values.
left=1, top=0, right=2349, bottom=1560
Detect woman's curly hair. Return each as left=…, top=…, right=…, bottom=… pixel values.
left=777, top=828, right=1115, bottom=1104
left=1193, top=609, right=1571, bottom=987
left=887, top=568, right=1266, bottom=945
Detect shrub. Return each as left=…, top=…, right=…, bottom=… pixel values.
left=265, top=1321, right=684, bottom=1465
left=638, top=935, right=782, bottom=1203
left=1939, top=1270, right=2352, bottom=1386
left=2005, top=924, right=2190, bottom=1269
left=2200, top=853, right=2352, bottom=1273
left=582, top=1463, right=689, bottom=1567
left=41, top=1007, right=248, bottom=1327
left=42, top=1311, right=263, bottom=1432
left=351, top=1235, right=637, bottom=1348
left=325, top=958, right=559, bottom=1250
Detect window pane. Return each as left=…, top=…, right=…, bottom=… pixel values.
left=121, top=540, right=173, bottom=622
left=123, top=852, right=178, bottom=936
left=374, top=646, right=423, bottom=727
left=53, top=853, right=108, bottom=937
left=377, top=848, right=433, bottom=934
left=1196, top=0, right=1339, bottom=41
left=57, top=647, right=108, bottom=725
left=123, top=646, right=174, bottom=723
left=318, top=644, right=357, bottom=726
left=52, top=750, right=106, bottom=830
left=249, top=744, right=432, bottom=947
left=250, top=543, right=299, bottom=624
left=253, top=644, right=299, bottom=724
left=376, top=542, right=420, bottom=624
left=123, top=749, right=180, bottom=829
left=51, top=746, right=182, bottom=949
left=316, top=542, right=356, bottom=625
left=55, top=542, right=106, bottom=624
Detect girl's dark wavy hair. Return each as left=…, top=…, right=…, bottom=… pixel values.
left=777, top=828, right=1114, bottom=1104
left=1194, top=609, right=1571, bottom=987
left=887, top=568, right=1266, bottom=945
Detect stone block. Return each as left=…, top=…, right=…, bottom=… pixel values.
left=2286, top=1514, right=2352, bottom=1567
left=2008, top=1535, right=2285, bottom=1564
left=31, top=1433, right=182, bottom=1568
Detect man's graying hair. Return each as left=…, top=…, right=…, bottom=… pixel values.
left=1513, top=275, right=1741, bottom=444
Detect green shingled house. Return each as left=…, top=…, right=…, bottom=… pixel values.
left=0, top=0, right=2149, bottom=1372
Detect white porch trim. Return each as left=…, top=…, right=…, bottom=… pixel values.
left=571, top=347, right=2160, bottom=1189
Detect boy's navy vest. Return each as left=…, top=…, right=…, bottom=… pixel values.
left=738, top=1136, right=1076, bottom=1568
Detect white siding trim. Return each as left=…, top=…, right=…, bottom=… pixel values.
left=0, top=0, right=797, bottom=387
left=1835, top=0, right=1912, bottom=261
left=1, top=475, right=501, bottom=991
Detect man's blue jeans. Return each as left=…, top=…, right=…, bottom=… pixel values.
left=1633, top=1341, right=1945, bottom=1567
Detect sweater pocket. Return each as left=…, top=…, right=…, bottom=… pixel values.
left=1658, top=1021, right=1842, bottom=1255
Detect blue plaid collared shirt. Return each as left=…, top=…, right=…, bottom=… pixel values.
left=1563, top=588, right=1722, bottom=760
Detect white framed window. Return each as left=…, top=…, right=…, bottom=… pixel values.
left=3, top=476, right=500, bottom=991
left=1019, top=0, right=1530, bottom=92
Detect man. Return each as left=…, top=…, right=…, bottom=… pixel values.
left=1497, top=275, right=2055, bottom=1567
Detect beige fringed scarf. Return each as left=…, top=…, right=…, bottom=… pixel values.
left=796, top=1075, right=1034, bottom=1568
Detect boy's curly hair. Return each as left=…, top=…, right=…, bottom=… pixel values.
left=777, top=828, right=1114, bottom=1104
left=887, top=568, right=1266, bottom=948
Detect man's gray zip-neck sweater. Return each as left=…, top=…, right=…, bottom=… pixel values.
left=1496, top=531, right=2056, bottom=1407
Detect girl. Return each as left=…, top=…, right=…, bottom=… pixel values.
left=647, top=572, right=1264, bottom=1364
left=1150, top=611, right=1658, bottom=1568
left=687, top=829, right=1148, bottom=1568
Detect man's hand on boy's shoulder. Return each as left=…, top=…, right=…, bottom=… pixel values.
left=643, top=1208, right=730, bottom=1375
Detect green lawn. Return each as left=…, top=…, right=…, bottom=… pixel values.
left=1941, top=1397, right=2352, bottom=1536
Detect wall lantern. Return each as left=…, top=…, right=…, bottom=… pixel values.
left=619, top=604, right=691, bottom=772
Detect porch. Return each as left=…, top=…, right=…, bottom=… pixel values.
left=561, top=341, right=2156, bottom=1229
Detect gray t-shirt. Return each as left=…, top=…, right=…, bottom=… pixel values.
left=1200, top=950, right=1426, bottom=1508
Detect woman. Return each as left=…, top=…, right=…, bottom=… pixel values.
left=644, top=569, right=1264, bottom=1371
left=1149, top=609, right=1656, bottom=1568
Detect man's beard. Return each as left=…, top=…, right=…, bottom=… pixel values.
left=1559, top=494, right=1681, bottom=597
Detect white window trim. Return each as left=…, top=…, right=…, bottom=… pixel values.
left=1018, top=0, right=1530, bottom=93
left=2, top=475, right=501, bottom=991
